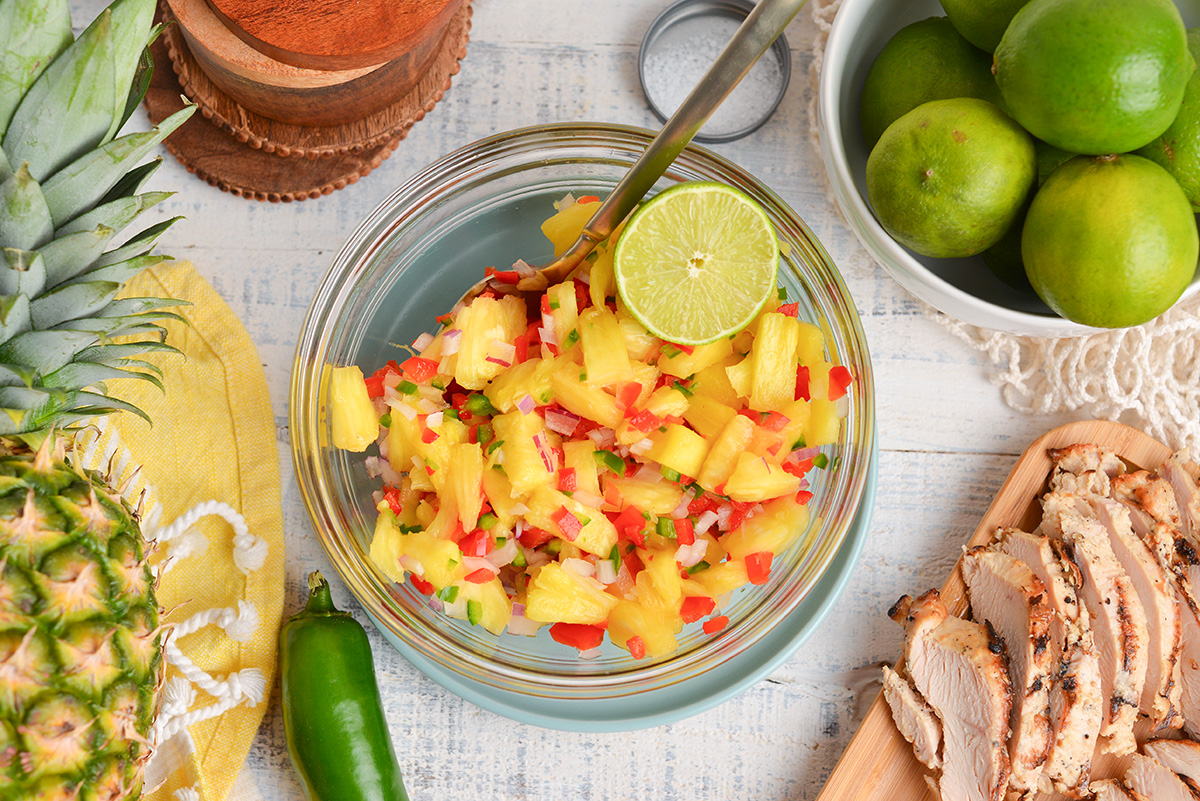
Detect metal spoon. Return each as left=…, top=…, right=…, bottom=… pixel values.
left=463, top=0, right=810, bottom=301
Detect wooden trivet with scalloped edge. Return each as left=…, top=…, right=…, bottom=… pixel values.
left=144, top=1, right=471, bottom=201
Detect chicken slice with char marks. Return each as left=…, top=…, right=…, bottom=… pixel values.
left=890, top=590, right=1012, bottom=801
left=1040, top=492, right=1148, bottom=756
left=882, top=664, right=942, bottom=770
left=1125, top=752, right=1200, bottom=801
left=997, top=528, right=1103, bottom=798
left=1089, top=778, right=1139, bottom=801
left=1049, top=444, right=1126, bottom=497
left=1112, top=470, right=1184, bottom=538
left=1143, top=739, right=1200, bottom=794
left=961, top=547, right=1053, bottom=792
left=1162, top=450, right=1200, bottom=548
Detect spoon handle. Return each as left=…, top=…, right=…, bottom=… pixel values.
left=541, top=0, right=809, bottom=283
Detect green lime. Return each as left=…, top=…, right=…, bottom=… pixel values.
left=938, top=0, right=1032, bottom=52
left=860, top=17, right=1003, bottom=148
left=1022, top=154, right=1199, bottom=328
left=995, top=0, right=1194, bottom=155
left=1138, top=28, right=1200, bottom=209
left=613, top=181, right=778, bottom=345
left=866, top=98, right=1036, bottom=258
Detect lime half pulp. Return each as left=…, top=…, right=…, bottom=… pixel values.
left=613, top=181, right=779, bottom=345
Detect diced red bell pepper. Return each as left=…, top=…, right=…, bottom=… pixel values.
left=680, top=595, right=716, bottom=623
left=382, top=485, right=403, bottom=515
left=541, top=294, right=552, bottom=315
left=421, top=426, right=439, bottom=444
left=400, top=356, right=439, bottom=382
left=574, top=279, right=591, bottom=311
left=621, top=548, right=645, bottom=580
left=795, top=365, right=810, bottom=401
left=727, top=501, right=755, bottom=532
left=463, top=568, right=495, bottom=584
left=557, top=467, right=578, bottom=492
left=674, top=517, right=695, bottom=546
left=762, top=411, right=790, bottom=432
left=549, top=622, right=605, bottom=651
left=577, top=195, right=600, bottom=204
left=514, top=334, right=529, bottom=364
left=795, top=489, right=814, bottom=505
left=629, top=409, right=662, bottom=432
left=688, top=494, right=719, bottom=516
left=617, top=382, right=642, bottom=414
left=458, top=529, right=493, bottom=557
left=829, top=365, right=853, bottom=400
left=612, top=507, right=647, bottom=545
left=626, top=635, right=646, bottom=659
left=518, top=525, right=555, bottom=548
left=667, top=342, right=696, bottom=355
left=745, top=551, right=773, bottom=585
left=778, top=302, right=800, bottom=318
left=782, top=458, right=814, bottom=478
left=550, top=506, right=583, bottom=541
left=364, top=373, right=387, bottom=398
left=484, top=266, right=521, bottom=284
left=409, top=575, right=434, bottom=595
left=702, top=615, right=729, bottom=634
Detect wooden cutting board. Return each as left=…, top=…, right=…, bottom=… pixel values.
left=817, top=419, right=1175, bottom=801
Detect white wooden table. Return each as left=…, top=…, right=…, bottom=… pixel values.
left=71, top=0, right=1083, bottom=797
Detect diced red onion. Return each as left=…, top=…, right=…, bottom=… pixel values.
left=443, top=596, right=468, bottom=619
left=486, top=341, right=515, bottom=367
left=427, top=596, right=443, bottom=613
left=426, top=411, right=444, bottom=429
left=512, top=258, right=536, bottom=277
left=556, top=192, right=577, bottom=211
left=376, top=426, right=389, bottom=455
left=511, top=503, right=531, bottom=517
left=513, top=519, right=525, bottom=539
left=364, top=456, right=404, bottom=487
left=562, top=558, right=595, bottom=578
left=670, top=488, right=695, bottom=519
left=837, top=395, right=850, bottom=418
left=400, top=555, right=424, bottom=575
left=629, top=438, right=654, bottom=457
left=633, top=464, right=661, bottom=483
left=372, top=397, right=387, bottom=416
left=538, top=326, right=558, bottom=346
left=507, top=612, right=541, bottom=637
left=532, top=432, right=556, bottom=473
left=441, top=328, right=462, bottom=355
left=798, top=478, right=809, bottom=490
left=371, top=489, right=383, bottom=505
left=412, top=332, right=434, bottom=351
left=545, top=408, right=581, bottom=435
left=577, top=647, right=601, bottom=660
left=486, top=537, right=519, bottom=568
left=384, top=371, right=402, bottom=389
left=516, top=394, right=536, bottom=415
left=463, top=556, right=499, bottom=576
left=587, top=427, right=616, bottom=447
left=525, top=549, right=551, bottom=569
left=385, top=395, right=418, bottom=420
left=576, top=271, right=590, bottom=286
left=571, top=490, right=604, bottom=509
left=715, top=504, right=733, bottom=530
left=417, top=398, right=440, bottom=414
left=674, top=540, right=708, bottom=567
left=795, top=447, right=820, bottom=460
left=595, top=559, right=617, bottom=585
left=695, top=510, right=719, bottom=535
left=511, top=602, right=526, bottom=617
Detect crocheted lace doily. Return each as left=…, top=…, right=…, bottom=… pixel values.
left=806, top=0, right=1200, bottom=451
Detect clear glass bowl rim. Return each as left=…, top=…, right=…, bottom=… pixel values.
left=289, top=121, right=877, bottom=698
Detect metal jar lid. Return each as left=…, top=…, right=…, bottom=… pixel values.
left=638, top=0, right=792, bottom=144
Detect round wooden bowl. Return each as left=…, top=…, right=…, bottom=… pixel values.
left=164, top=0, right=463, bottom=127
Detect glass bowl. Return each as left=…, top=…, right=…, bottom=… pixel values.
left=290, top=122, right=877, bottom=729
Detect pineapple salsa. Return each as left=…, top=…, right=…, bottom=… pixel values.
left=328, top=195, right=854, bottom=658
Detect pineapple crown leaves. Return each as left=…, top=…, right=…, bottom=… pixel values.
left=0, top=0, right=197, bottom=436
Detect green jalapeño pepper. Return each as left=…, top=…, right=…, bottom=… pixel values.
left=280, top=571, right=410, bottom=801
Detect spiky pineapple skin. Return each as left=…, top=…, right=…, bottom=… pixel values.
left=0, top=441, right=161, bottom=800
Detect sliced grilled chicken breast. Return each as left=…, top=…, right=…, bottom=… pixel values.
left=882, top=664, right=942, bottom=770
left=997, top=528, right=1103, bottom=797
left=1143, top=739, right=1200, bottom=793
left=1049, top=443, right=1125, bottom=497
left=1041, top=493, right=1148, bottom=756
left=961, top=547, right=1053, bottom=792
left=1112, top=470, right=1184, bottom=537
left=1088, top=495, right=1183, bottom=729
left=1163, top=450, right=1200, bottom=548
left=1125, top=752, right=1200, bottom=801
left=891, top=591, right=1012, bottom=801
left=1090, top=778, right=1138, bottom=801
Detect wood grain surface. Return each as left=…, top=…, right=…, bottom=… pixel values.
left=61, top=0, right=1182, bottom=798
left=817, top=421, right=1174, bottom=801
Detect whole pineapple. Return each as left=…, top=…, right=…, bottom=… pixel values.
left=0, top=0, right=195, bottom=797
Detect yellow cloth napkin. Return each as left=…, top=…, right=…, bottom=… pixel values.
left=75, top=261, right=285, bottom=801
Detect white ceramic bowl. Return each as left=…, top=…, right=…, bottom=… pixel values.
left=817, top=0, right=1200, bottom=337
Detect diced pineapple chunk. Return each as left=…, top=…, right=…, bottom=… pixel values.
left=550, top=359, right=621, bottom=428
left=725, top=358, right=752, bottom=400
left=329, top=366, right=378, bottom=452
left=723, top=451, right=801, bottom=503
left=645, top=424, right=709, bottom=478
left=617, top=312, right=660, bottom=362
left=485, top=358, right=554, bottom=412
left=605, top=475, right=684, bottom=515
left=775, top=399, right=813, bottom=451
left=690, top=356, right=741, bottom=407
left=635, top=545, right=684, bottom=625
left=795, top=321, right=825, bottom=365
left=748, top=312, right=800, bottom=412
left=608, top=599, right=679, bottom=658
left=589, top=243, right=617, bottom=308
left=385, top=406, right=421, bottom=473
left=481, top=467, right=520, bottom=529
left=452, top=295, right=526, bottom=390
left=563, top=440, right=601, bottom=496
left=683, top=395, right=737, bottom=441
left=658, top=338, right=734, bottom=378
left=548, top=281, right=579, bottom=349
left=458, top=578, right=512, bottom=635
left=526, top=485, right=617, bottom=557
left=578, top=306, right=633, bottom=386
left=724, top=496, right=810, bottom=560
left=541, top=197, right=597, bottom=256
left=402, top=527, right=465, bottom=590
left=369, top=511, right=406, bottom=583
left=696, top=414, right=754, bottom=491
left=525, top=562, right=619, bottom=624
left=444, top=443, right=484, bottom=532
left=492, top=410, right=555, bottom=496
left=644, top=385, right=689, bottom=419
left=690, top=560, right=749, bottom=599
left=808, top=399, right=841, bottom=446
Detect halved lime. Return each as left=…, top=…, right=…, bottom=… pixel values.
left=613, top=181, right=779, bottom=345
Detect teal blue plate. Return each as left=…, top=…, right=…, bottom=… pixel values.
left=368, top=437, right=877, bottom=732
